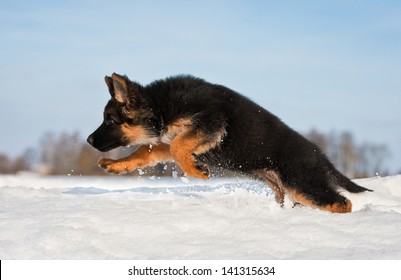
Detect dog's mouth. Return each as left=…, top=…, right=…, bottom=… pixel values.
left=97, top=142, right=122, bottom=152
left=87, top=135, right=123, bottom=152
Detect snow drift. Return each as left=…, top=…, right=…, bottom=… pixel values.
left=0, top=174, right=400, bottom=259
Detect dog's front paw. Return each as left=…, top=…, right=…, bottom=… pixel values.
left=98, top=157, right=115, bottom=170
left=97, top=158, right=129, bottom=174
left=184, top=162, right=210, bottom=180
left=195, top=162, right=210, bottom=179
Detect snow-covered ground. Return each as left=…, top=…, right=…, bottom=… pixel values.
left=1, top=173, right=401, bottom=259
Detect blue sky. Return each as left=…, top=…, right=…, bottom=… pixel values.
left=1, top=0, right=401, bottom=173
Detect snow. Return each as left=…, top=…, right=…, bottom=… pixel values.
left=1, top=173, right=401, bottom=259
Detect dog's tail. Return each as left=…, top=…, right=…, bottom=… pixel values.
left=328, top=168, right=373, bottom=193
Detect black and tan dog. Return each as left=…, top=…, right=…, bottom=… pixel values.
left=87, top=73, right=371, bottom=213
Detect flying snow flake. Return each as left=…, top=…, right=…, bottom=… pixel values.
left=180, top=176, right=190, bottom=184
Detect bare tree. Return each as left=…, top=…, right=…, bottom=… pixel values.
left=339, top=132, right=357, bottom=178
left=0, top=154, right=12, bottom=173
left=305, top=130, right=389, bottom=178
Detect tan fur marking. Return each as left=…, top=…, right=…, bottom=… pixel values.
left=170, top=128, right=226, bottom=180
left=161, top=117, right=193, bottom=144
left=193, top=127, right=227, bottom=155
left=170, top=130, right=210, bottom=180
left=285, top=189, right=317, bottom=209
left=98, top=143, right=172, bottom=174
left=161, top=117, right=225, bottom=180
left=286, top=189, right=352, bottom=213
left=320, top=199, right=352, bottom=213
left=120, top=124, right=158, bottom=145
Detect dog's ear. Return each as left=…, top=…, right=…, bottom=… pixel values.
left=110, top=73, right=129, bottom=104
left=104, top=76, right=114, bottom=96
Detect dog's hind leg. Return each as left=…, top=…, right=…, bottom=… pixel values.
left=252, top=169, right=285, bottom=206
left=284, top=185, right=352, bottom=213
left=253, top=169, right=352, bottom=213
left=98, top=143, right=172, bottom=174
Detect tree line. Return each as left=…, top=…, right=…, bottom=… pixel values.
left=305, top=130, right=390, bottom=178
left=0, top=129, right=391, bottom=178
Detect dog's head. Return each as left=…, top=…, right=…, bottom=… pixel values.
left=87, top=73, right=159, bottom=152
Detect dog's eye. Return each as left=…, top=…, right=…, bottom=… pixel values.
left=105, top=119, right=116, bottom=127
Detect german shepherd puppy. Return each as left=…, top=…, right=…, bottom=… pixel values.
left=87, top=73, right=371, bottom=213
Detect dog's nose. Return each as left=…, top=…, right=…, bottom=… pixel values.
left=87, top=134, right=94, bottom=146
